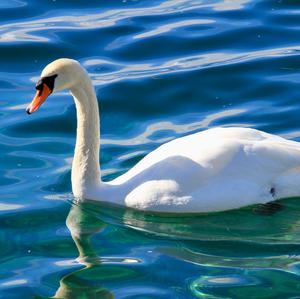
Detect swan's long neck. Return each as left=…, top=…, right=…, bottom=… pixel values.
left=70, top=75, right=101, bottom=197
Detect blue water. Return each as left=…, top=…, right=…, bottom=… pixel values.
left=1, top=0, right=300, bottom=298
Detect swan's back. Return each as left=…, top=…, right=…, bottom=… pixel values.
left=109, top=128, right=300, bottom=212
left=112, top=127, right=300, bottom=184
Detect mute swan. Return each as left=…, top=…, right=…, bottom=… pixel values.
left=26, top=58, right=300, bottom=213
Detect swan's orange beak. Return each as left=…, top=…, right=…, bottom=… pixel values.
left=26, top=84, right=52, bottom=114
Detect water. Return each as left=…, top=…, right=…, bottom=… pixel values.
left=1, top=0, right=300, bottom=298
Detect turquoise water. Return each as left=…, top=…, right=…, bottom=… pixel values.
left=1, top=0, right=300, bottom=298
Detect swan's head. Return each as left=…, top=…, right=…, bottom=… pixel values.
left=26, top=58, right=85, bottom=114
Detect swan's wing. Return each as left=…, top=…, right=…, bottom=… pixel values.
left=111, top=127, right=300, bottom=212
left=186, top=135, right=300, bottom=212
left=111, top=128, right=245, bottom=183
left=112, top=127, right=300, bottom=187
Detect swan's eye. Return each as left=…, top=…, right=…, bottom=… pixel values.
left=36, top=74, right=58, bottom=92
left=35, top=79, right=43, bottom=91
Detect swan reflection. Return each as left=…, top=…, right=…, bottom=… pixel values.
left=46, top=204, right=112, bottom=299
left=43, top=198, right=300, bottom=298
left=45, top=204, right=138, bottom=299
left=75, top=198, right=300, bottom=267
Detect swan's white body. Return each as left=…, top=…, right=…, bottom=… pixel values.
left=97, top=127, right=300, bottom=212
left=29, top=59, right=300, bottom=213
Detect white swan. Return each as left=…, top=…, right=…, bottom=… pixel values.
left=26, top=58, right=300, bottom=213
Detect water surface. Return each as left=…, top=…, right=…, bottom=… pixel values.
left=1, top=0, right=300, bottom=298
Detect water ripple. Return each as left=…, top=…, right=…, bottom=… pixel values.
left=2, top=0, right=300, bottom=298
left=101, top=109, right=247, bottom=146
left=0, top=0, right=251, bottom=43
left=83, top=46, right=300, bottom=86
left=133, top=19, right=215, bottom=40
